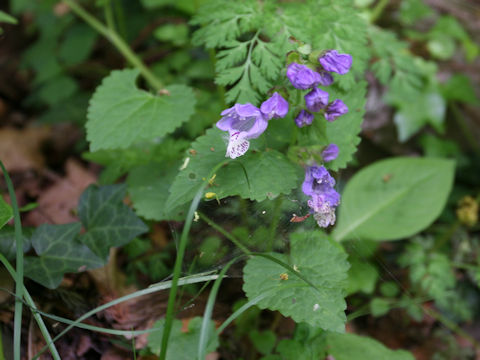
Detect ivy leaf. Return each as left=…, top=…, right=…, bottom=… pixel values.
left=24, top=223, right=103, bottom=289
left=333, top=157, right=455, bottom=242
left=166, top=128, right=299, bottom=211
left=325, top=332, right=415, bottom=360
left=147, top=317, right=219, bottom=359
left=243, top=231, right=349, bottom=333
left=0, top=226, right=32, bottom=261
left=0, top=195, right=13, bottom=230
left=78, top=184, right=148, bottom=259
left=86, top=69, right=196, bottom=151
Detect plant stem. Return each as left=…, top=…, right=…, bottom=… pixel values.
left=370, top=0, right=390, bottom=23
left=159, top=161, right=228, bottom=360
left=267, top=196, right=283, bottom=252
left=63, top=0, right=164, bottom=91
left=0, top=254, right=60, bottom=360
left=197, top=212, right=251, bottom=255
left=0, top=161, right=23, bottom=360
left=104, top=0, right=116, bottom=32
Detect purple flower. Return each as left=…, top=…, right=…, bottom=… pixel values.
left=319, top=50, right=352, bottom=75
left=322, top=144, right=339, bottom=162
left=325, top=99, right=348, bottom=122
left=318, top=71, right=334, bottom=86
left=305, top=87, right=329, bottom=112
left=260, top=92, right=289, bottom=120
left=294, top=110, right=314, bottom=128
left=301, top=165, right=336, bottom=196
left=302, top=165, right=340, bottom=228
left=286, top=63, right=322, bottom=90
left=216, top=103, right=267, bottom=159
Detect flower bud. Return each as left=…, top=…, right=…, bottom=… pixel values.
left=305, top=87, right=329, bottom=112
left=322, top=144, right=339, bottom=162
left=294, top=110, right=314, bottom=128
left=260, top=92, right=289, bottom=120
left=324, top=99, right=348, bottom=122
left=286, top=62, right=322, bottom=90
left=319, top=50, right=352, bottom=75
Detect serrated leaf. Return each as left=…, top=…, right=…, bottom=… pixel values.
left=86, top=69, right=196, bottom=151
left=325, top=332, right=415, bottom=360
left=78, top=184, right=148, bottom=259
left=0, top=195, right=13, bottom=230
left=166, top=128, right=298, bottom=211
left=0, top=226, right=32, bottom=261
left=147, top=317, right=219, bottom=358
left=127, top=161, right=188, bottom=220
left=333, top=157, right=455, bottom=242
left=24, top=223, right=103, bottom=289
left=243, top=231, right=349, bottom=332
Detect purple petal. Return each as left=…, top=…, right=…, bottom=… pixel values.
left=260, top=92, right=289, bottom=120
left=286, top=62, right=322, bottom=90
left=322, top=144, right=339, bottom=162
left=294, top=110, right=314, bottom=128
left=305, top=87, right=329, bottom=112
left=319, top=50, right=352, bottom=75
left=325, top=99, right=348, bottom=122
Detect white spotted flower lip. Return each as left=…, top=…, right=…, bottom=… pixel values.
left=216, top=93, right=289, bottom=159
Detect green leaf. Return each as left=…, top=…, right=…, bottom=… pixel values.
left=36, top=75, right=78, bottom=107
left=127, top=161, right=188, bottom=220
left=78, top=184, right=148, bottom=259
left=0, top=195, right=13, bottom=230
left=154, top=24, right=189, bottom=46
left=369, top=298, right=390, bottom=317
left=86, top=69, right=196, bottom=151
left=24, top=223, right=103, bottom=289
left=166, top=127, right=299, bottom=211
left=392, top=92, right=446, bottom=142
left=243, top=231, right=349, bottom=333
left=0, top=226, right=32, bottom=261
left=325, top=332, right=415, bottom=360
left=250, top=330, right=277, bottom=355
left=333, top=157, right=455, bottom=242
left=346, top=260, right=378, bottom=295
left=441, top=74, right=478, bottom=104
left=398, top=0, right=433, bottom=26
left=147, top=317, right=219, bottom=358
left=58, top=23, right=97, bottom=66
left=0, top=10, right=18, bottom=24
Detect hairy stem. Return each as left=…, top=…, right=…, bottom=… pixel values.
left=63, top=0, right=164, bottom=91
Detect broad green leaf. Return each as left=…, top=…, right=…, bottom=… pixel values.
left=441, top=74, right=478, bottom=104
left=370, top=298, right=390, bottom=317
left=127, top=161, right=188, bottom=220
left=86, top=69, right=196, bottom=151
left=58, top=23, right=97, bottom=66
left=0, top=195, right=13, bottom=230
left=325, top=332, right=415, bottom=360
left=78, top=184, right=148, bottom=259
left=147, top=317, right=218, bottom=359
left=250, top=330, right=277, bottom=355
left=243, top=231, right=349, bottom=333
left=24, top=223, right=103, bottom=289
left=333, top=157, right=455, bottom=242
left=346, top=260, right=378, bottom=295
left=166, top=127, right=298, bottom=211
left=0, top=10, right=18, bottom=24
left=0, top=226, right=32, bottom=261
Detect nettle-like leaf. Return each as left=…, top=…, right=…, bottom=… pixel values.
left=243, top=231, right=349, bottom=333
left=127, top=161, right=188, bottom=221
left=86, top=69, right=196, bottom=151
left=166, top=128, right=299, bottom=212
left=333, top=157, right=455, bottom=242
left=78, top=184, right=148, bottom=259
left=24, top=223, right=103, bottom=289
left=0, top=195, right=13, bottom=230
left=147, top=317, right=219, bottom=359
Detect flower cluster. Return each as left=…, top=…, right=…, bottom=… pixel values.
left=302, top=165, right=340, bottom=227
left=216, top=92, right=288, bottom=159
left=287, top=50, right=351, bottom=127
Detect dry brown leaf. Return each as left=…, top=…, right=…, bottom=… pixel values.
left=25, top=159, right=96, bottom=226
left=0, top=126, right=50, bottom=172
